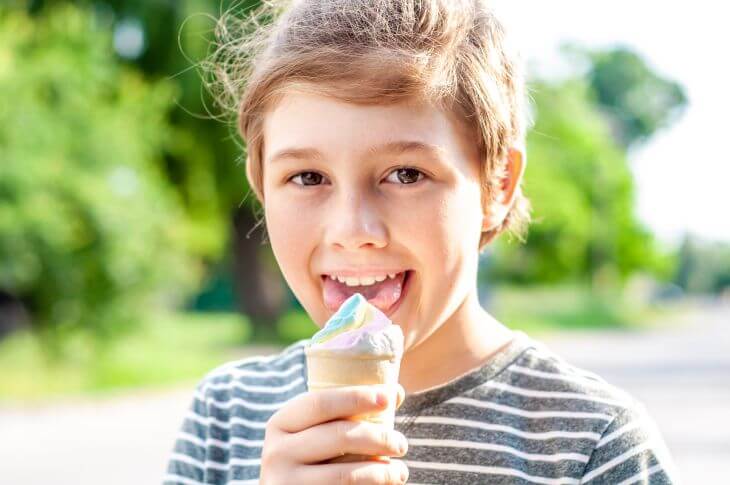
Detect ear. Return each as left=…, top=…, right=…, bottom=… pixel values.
left=482, top=147, right=526, bottom=232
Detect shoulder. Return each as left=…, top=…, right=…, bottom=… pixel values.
left=165, top=340, right=309, bottom=483
left=489, top=337, right=681, bottom=483
left=498, top=339, right=637, bottom=412
left=195, top=338, right=309, bottom=410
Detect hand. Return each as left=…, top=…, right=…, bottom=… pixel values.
left=260, top=383, right=409, bottom=484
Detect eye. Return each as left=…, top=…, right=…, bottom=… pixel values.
left=289, top=171, right=326, bottom=186
left=385, top=166, right=426, bottom=186
left=287, top=166, right=426, bottom=187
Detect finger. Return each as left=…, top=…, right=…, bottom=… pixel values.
left=284, top=419, right=408, bottom=464
left=270, top=385, right=389, bottom=433
left=294, top=458, right=409, bottom=485
left=395, top=384, right=405, bottom=409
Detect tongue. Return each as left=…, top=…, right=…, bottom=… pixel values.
left=323, top=273, right=406, bottom=313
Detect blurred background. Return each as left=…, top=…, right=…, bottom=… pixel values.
left=1, top=0, right=728, bottom=483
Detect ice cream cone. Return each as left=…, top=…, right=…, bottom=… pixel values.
left=305, top=349, right=402, bottom=463
left=304, top=293, right=404, bottom=464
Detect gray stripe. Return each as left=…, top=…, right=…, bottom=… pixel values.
left=165, top=333, right=677, bottom=484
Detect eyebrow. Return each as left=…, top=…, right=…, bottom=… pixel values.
left=265, top=140, right=447, bottom=165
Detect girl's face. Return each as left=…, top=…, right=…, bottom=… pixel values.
left=261, top=89, right=485, bottom=350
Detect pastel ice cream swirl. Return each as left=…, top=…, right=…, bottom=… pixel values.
left=308, top=293, right=404, bottom=359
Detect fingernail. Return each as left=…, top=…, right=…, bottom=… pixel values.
left=375, top=390, right=388, bottom=407
left=397, top=434, right=408, bottom=454
left=399, top=462, right=409, bottom=481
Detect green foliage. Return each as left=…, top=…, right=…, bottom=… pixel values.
left=0, top=6, right=201, bottom=351
left=675, top=236, right=730, bottom=294
left=489, top=284, right=678, bottom=336
left=488, top=78, right=672, bottom=284
left=0, top=311, right=252, bottom=400
left=275, top=309, right=318, bottom=344
left=583, top=46, right=688, bottom=148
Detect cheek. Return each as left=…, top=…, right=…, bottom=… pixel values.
left=264, top=198, right=318, bottom=285
left=412, top=189, right=483, bottom=283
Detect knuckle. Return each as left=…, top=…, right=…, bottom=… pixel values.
left=313, top=391, right=332, bottom=418
left=352, top=388, right=368, bottom=412
left=334, top=420, right=349, bottom=454
left=338, top=467, right=355, bottom=485
left=379, top=427, right=393, bottom=450
left=265, top=412, right=279, bottom=433
left=388, top=461, right=408, bottom=485
left=260, top=438, right=278, bottom=465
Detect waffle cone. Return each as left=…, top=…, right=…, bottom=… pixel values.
left=305, top=349, right=402, bottom=463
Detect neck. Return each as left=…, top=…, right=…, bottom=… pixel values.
left=398, top=288, right=514, bottom=395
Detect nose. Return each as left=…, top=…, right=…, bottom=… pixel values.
left=323, top=189, right=388, bottom=251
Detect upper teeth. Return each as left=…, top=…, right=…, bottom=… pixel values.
left=328, top=272, right=401, bottom=287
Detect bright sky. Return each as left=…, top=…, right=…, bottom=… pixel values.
left=492, top=1, right=730, bottom=247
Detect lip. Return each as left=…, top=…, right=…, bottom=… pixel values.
left=321, top=269, right=410, bottom=278
left=384, top=269, right=412, bottom=319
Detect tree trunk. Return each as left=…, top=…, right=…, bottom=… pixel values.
left=0, top=290, right=30, bottom=342
left=230, top=206, right=287, bottom=336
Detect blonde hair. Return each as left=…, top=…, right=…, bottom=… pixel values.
left=207, top=0, right=531, bottom=251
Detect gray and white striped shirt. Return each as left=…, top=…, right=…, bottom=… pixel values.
left=164, top=330, right=679, bottom=484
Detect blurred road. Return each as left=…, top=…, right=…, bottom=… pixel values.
left=539, top=299, right=730, bottom=484
left=1, top=301, right=727, bottom=484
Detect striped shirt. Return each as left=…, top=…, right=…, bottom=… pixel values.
left=164, top=330, right=680, bottom=484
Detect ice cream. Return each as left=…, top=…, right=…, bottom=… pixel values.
left=307, top=292, right=404, bottom=359
left=305, top=293, right=404, bottom=463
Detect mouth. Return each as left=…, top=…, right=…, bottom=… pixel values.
left=320, top=270, right=413, bottom=319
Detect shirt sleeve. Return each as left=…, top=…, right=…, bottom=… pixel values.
left=579, top=400, right=682, bottom=484
left=163, top=381, right=210, bottom=484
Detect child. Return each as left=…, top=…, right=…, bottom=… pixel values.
left=165, top=0, right=679, bottom=483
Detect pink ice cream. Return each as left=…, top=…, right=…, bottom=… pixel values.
left=307, top=293, right=404, bottom=358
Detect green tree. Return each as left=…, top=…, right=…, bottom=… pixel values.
left=15, top=1, right=290, bottom=338
left=583, top=46, right=688, bottom=148
left=675, top=235, right=730, bottom=294
left=0, top=5, right=200, bottom=353
left=486, top=78, right=672, bottom=285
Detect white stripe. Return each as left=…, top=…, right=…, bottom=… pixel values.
left=404, top=460, right=580, bottom=484
left=174, top=453, right=226, bottom=472
left=394, top=416, right=600, bottom=441
left=526, top=349, right=605, bottom=383
left=228, top=458, right=261, bottom=467
left=509, top=365, right=606, bottom=386
left=596, top=421, right=641, bottom=448
left=208, top=436, right=264, bottom=449
left=169, top=452, right=204, bottom=471
left=167, top=468, right=260, bottom=484
left=448, top=397, right=613, bottom=421
left=230, top=361, right=303, bottom=378
left=163, top=473, right=202, bottom=485
left=204, top=376, right=304, bottom=394
left=210, top=362, right=304, bottom=384
left=615, top=463, right=663, bottom=485
left=205, top=396, right=290, bottom=412
left=170, top=453, right=261, bottom=472
left=177, top=431, right=205, bottom=448
left=485, top=381, right=629, bottom=407
left=177, top=430, right=264, bottom=450
left=194, top=393, right=289, bottom=412
left=225, top=436, right=264, bottom=448
left=186, top=410, right=268, bottom=429
left=408, top=438, right=591, bottom=463
left=580, top=441, right=652, bottom=483
left=206, top=347, right=304, bottom=380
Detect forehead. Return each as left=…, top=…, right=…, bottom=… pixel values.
left=261, top=88, right=478, bottom=166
